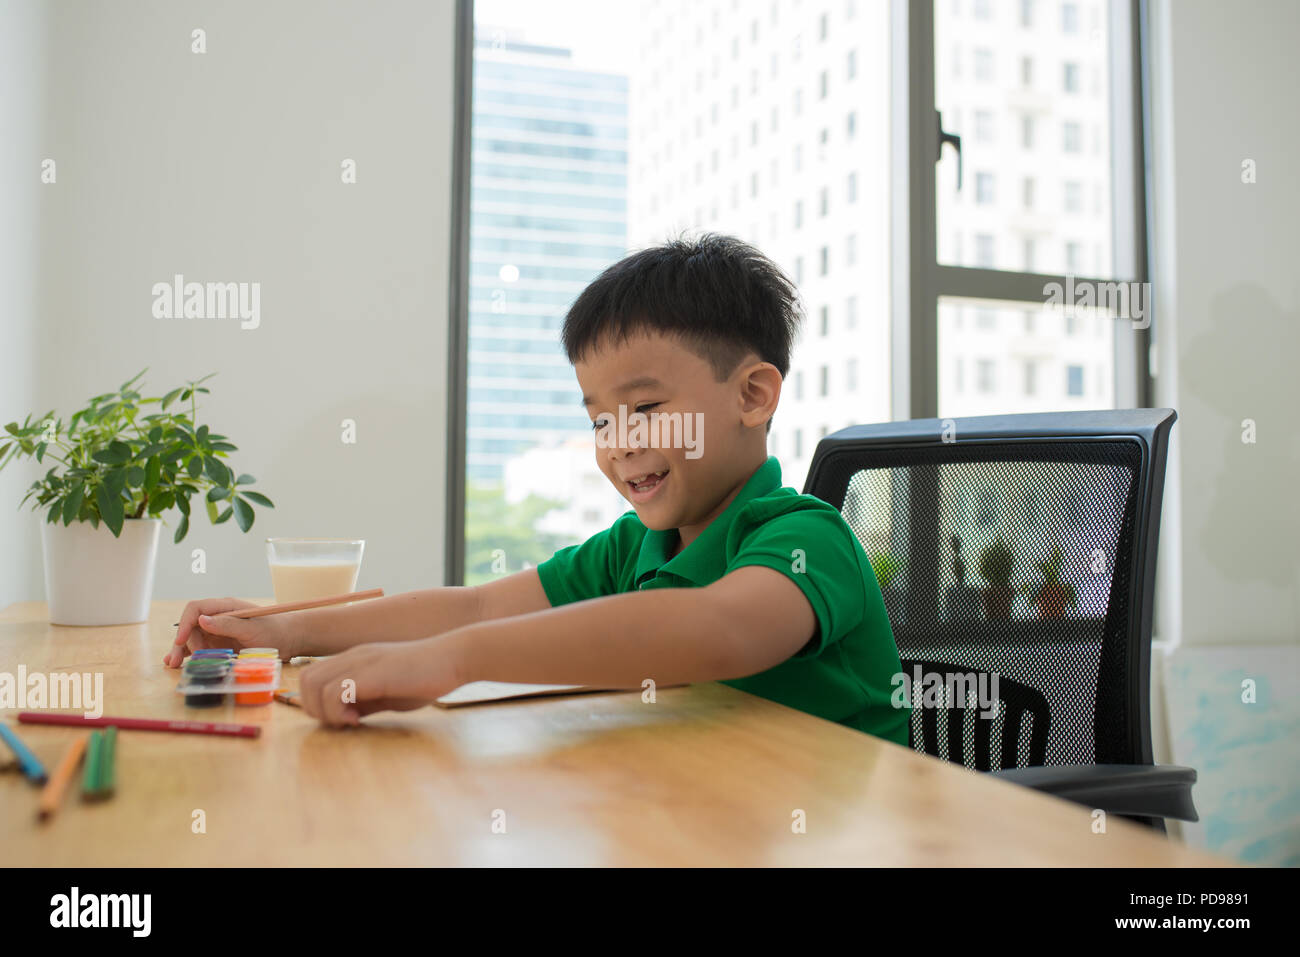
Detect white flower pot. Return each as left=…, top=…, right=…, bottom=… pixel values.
left=41, top=517, right=162, bottom=626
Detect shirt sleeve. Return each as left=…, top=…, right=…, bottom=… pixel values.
left=724, top=505, right=868, bottom=660
left=535, top=510, right=642, bottom=607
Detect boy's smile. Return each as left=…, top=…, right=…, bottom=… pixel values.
left=575, top=329, right=780, bottom=548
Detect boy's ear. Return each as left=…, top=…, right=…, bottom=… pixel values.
left=737, top=361, right=782, bottom=430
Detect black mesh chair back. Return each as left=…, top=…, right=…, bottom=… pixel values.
left=803, top=409, right=1176, bottom=773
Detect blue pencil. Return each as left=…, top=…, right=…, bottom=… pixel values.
left=0, top=722, right=48, bottom=785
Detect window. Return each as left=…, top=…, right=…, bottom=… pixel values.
left=819, top=365, right=829, bottom=396
left=1064, top=180, right=1082, bottom=213
left=1063, top=121, right=1081, bottom=153
left=1062, top=2, right=1079, bottom=34
left=1063, top=62, right=1079, bottom=93
left=819, top=305, right=829, bottom=336
left=795, top=371, right=805, bottom=400
left=453, top=0, right=1145, bottom=582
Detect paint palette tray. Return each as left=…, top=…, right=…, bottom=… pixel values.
left=175, top=653, right=283, bottom=707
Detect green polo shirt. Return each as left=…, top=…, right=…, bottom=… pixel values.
left=535, top=455, right=909, bottom=746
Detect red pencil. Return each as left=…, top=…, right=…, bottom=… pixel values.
left=18, top=712, right=260, bottom=738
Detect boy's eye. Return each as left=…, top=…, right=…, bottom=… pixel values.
left=635, top=403, right=661, bottom=413
left=591, top=418, right=609, bottom=432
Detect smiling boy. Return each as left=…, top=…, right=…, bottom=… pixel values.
left=170, top=234, right=909, bottom=746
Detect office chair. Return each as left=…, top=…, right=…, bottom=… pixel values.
left=803, top=409, right=1197, bottom=831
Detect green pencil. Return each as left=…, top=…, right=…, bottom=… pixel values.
left=82, top=730, right=103, bottom=799
left=81, top=726, right=116, bottom=801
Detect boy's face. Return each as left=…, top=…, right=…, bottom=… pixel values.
left=577, top=329, right=765, bottom=533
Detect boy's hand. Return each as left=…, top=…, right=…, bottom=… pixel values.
left=298, top=638, right=464, bottom=727
left=164, top=598, right=297, bottom=668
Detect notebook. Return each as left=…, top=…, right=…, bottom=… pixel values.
left=434, top=681, right=615, bottom=708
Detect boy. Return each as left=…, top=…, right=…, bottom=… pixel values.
left=167, top=235, right=909, bottom=746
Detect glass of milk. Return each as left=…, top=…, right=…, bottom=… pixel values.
left=266, top=538, right=365, bottom=604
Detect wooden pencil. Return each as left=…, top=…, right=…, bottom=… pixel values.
left=38, top=731, right=90, bottom=821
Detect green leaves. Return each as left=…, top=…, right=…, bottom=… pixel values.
left=0, top=370, right=271, bottom=546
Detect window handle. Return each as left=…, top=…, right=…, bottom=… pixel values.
left=937, top=110, right=963, bottom=191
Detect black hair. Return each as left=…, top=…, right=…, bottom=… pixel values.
left=561, top=233, right=802, bottom=383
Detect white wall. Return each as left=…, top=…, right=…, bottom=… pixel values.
left=0, top=0, right=47, bottom=611
left=1147, top=0, right=1300, bottom=864
left=2, top=0, right=455, bottom=607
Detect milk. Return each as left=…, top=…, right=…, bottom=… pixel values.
left=268, top=561, right=360, bottom=604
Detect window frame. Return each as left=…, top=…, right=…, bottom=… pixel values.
left=889, top=0, right=1152, bottom=421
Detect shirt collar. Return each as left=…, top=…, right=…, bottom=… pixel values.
left=634, top=455, right=784, bottom=586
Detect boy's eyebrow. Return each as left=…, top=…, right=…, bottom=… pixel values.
left=580, top=375, right=665, bottom=407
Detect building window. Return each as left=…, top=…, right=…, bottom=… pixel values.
left=975, top=172, right=995, bottom=204
left=1022, top=238, right=1036, bottom=271
left=1020, top=0, right=1034, bottom=28
left=846, top=358, right=858, bottom=391
left=975, top=234, right=995, bottom=267
left=846, top=233, right=857, bottom=265
left=1063, top=62, right=1079, bottom=93
left=847, top=49, right=857, bottom=79
left=1022, top=176, right=1035, bottom=208
left=1062, top=2, right=1079, bottom=34
left=819, top=365, right=829, bottom=396
left=819, top=245, right=829, bottom=276
left=974, top=48, right=993, bottom=81
left=1020, top=56, right=1033, bottom=86
left=819, top=305, right=829, bottom=336
left=847, top=171, right=858, bottom=202
left=795, top=371, right=805, bottom=400
left=976, top=359, right=996, bottom=393
left=820, top=70, right=829, bottom=99
left=846, top=296, right=858, bottom=329
left=974, top=0, right=992, bottom=20
left=794, top=429, right=804, bottom=458
left=1065, top=241, right=1082, bottom=272
left=976, top=308, right=996, bottom=330
left=794, top=200, right=803, bottom=228
left=847, top=111, right=857, bottom=138
left=819, top=187, right=829, bottom=216
left=1063, top=121, right=1082, bottom=153
left=1066, top=364, right=1084, bottom=396
left=795, top=257, right=804, bottom=284
left=1024, top=360, right=1037, bottom=396
left=1021, top=114, right=1034, bottom=149
left=1064, top=180, right=1082, bottom=213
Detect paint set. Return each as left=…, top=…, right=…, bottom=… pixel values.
left=175, top=649, right=283, bottom=707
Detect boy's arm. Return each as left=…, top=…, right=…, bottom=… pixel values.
left=448, top=566, right=815, bottom=688
left=286, top=569, right=552, bottom=655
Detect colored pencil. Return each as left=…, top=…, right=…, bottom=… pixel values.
left=171, top=588, right=384, bottom=625
left=82, top=730, right=104, bottom=799
left=18, top=712, right=260, bottom=738
left=83, top=726, right=117, bottom=801
left=273, top=688, right=302, bottom=707
left=38, top=731, right=90, bottom=820
left=0, top=722, right=48, bottom=785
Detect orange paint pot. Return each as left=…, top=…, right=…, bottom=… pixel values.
left=232, top=660, right=277, bottom=705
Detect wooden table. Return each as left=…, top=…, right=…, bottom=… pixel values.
left=0, top=601, right=1229, bottom=866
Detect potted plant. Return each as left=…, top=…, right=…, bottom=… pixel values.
left=0, top=369, right=274, bottom=626
left=977, top=538, right=1015, bottom=620
left=868, top=551, right=904, bottom=620
left=1030, top=544, right=1077, bottom=620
